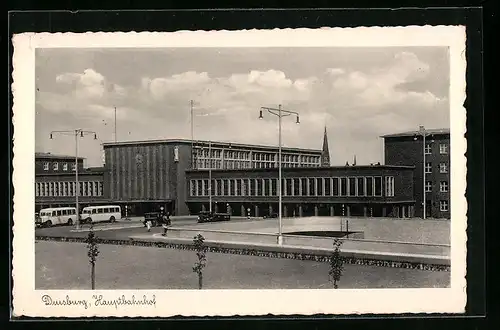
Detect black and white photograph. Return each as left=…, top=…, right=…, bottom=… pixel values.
left=12, top=26, right=467, bottom=317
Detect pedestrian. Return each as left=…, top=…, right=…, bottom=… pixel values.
left=146, top=218, right=152, bottom=232
left=161, top=212, right=171, bottom=236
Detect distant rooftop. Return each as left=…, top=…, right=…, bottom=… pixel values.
left=35, top=152, right=85, bottom=160
left=381, top=128, right=450, bottom=138
left=102, top=138, right=322, bottom=154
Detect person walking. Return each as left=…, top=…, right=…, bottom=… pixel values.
left=161, top=212, right=171, bottom=236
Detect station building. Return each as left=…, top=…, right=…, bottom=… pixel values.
left=101, top=128, right=417, bottom=218
left=34, top=152, right=106, bottom=212
left=382, top=128, right=450, bottom=219
left=101, top=138, right=324, bottom=216
left=185, top=165, right=415, bottom=218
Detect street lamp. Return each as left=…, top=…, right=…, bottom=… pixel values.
left=414, top=125, right=434, bottom=220
left=259, top=105, right=300, bottom=245
left=50, top=129, right=98, bottom=230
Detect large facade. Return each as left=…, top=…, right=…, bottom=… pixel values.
left=34, top=152, right=106, bottom=211
left=102, top=139, right=323, bottom=216
left=382, top=128, right=450, bottom=219
left=186, top=165, right=415, bottom=218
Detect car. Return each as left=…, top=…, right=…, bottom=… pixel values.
left=263, top=213, right=278, bottom=219
left=197, top=211, right=231, bottom=223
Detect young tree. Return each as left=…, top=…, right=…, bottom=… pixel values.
left=192, top=234, right=207, bottom=290
left=328, top=238, right=344, bottom=289
left=85, top=225, right=100, bottom=290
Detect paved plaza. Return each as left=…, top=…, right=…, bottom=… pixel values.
left=36, top=240, right=450, bottom=290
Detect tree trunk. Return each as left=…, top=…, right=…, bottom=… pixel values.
left=91, top=263, right=95, bottom=290
left=198, top=273, right=203, bottom=290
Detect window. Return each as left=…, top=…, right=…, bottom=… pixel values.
left=53, top=162, right=59, bottom=171
left=71, top=163, right=76, bottom=171
left=54, top=182, right=59, bottom=196
left=197, top=180, right=203, bottom=196
left=256, top=179, right=263, bottom=196
left=348, top=178, right=356, bottom=196
left=216, top=179, right=222, bottom=196
left=425, top=181, right=432, bottom=192
left=300, top=178, right=307, bottom=196
left=324, top=178, right=331, bottom=196
left=340, top=178, right=347, bottom=196
left=285, top=179, right=292, bottom=196
left=190, top=180, right=196, bottom=196
left=203, top=179, right=209, bottom=196
left=293, top=178, right=300, bottom=196
left=309, top=178, right=316, bottom=196
left=99, top=182, right=103, bottom=196
left=425, top=162, right=432, bottom=174
left=63, top=163, right=68, bottom=171
left=439, top=143, right=448, bottom=154
left=249, top=179, right=256, bottom=196
left=424, top=143, right=432, bottom=154
left=440, top=200, right=449, bottom=212
left=357, top=177, right=365, bottom=196
left=211, top=179, right=216, bottom=196
left=223, top=179, right=230, bottom=196
left=35, top=183, right=40, bottom=197
left=366, top=177, right=374, bottom=196
left=332, top=178, right=339, bottom=196
left=385, top=176, right=395, bottom=197
left=374, top=177, right=383, bottom=196
left=271, top=179, right=277, bottom=196
left=317, top=178, right=324, bottom=196
left=440, top=181, right=449, bottom=192
left=43, top=162, right=49, bottom=171
left=439, top=162, right=448, bottom=173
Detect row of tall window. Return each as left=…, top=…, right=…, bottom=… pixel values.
left=425, top=181, right=449, bottom=193
left=424, top=143, right=449, bottom=155
left=425, top=162, right=449, bottom=174
left=35, top=181, right=103, bottom=197
left=194, top=148, right=321, bottom=170
left=189, top=176, right=394, bottom=198
left=42, top=162, right=77, bottom=171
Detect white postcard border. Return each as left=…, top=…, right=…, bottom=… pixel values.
left=12, top=26, right=467, bottom=317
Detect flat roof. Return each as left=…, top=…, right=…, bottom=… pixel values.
left=35, top=152, right=85, bottom=160
left=381, top=128, right=450, bottom=138
left=102, top=138, right=322, bottom=154
left=186, top=164, right=415, bottom=174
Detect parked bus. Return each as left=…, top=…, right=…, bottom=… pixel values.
left=81, top=205, right=122, bottom=224
left=37, top=207, right=77, bottom=227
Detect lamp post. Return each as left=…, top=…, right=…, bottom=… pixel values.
left=414, top=125, right=433, bottom=220
left=50, top=129, right=97, bottom=230
left=259, top=105, right=300, bottom=245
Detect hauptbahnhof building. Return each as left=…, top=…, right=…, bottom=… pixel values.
left=35, top=127, right=451, bottom=219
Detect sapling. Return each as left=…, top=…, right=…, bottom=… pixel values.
left=85, top=225, right=100, bottom=290
left=328, top=238, right=344, bottom=289
left=192, top=234, right=207, bottom=289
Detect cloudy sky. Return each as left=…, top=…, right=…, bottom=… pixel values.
left=35, top=47, right=449, bottom=167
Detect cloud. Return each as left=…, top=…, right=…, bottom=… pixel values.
left=37, top=51, right=449, bottom=167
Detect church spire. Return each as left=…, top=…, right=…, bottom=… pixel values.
left=321, top=126, right=330, bottom=166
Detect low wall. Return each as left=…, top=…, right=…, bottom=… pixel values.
left=165, top=227, right=450, bottom=257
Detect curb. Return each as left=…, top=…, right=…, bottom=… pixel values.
left=35, top=235, right=450, bottom=272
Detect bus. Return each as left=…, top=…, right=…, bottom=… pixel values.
left=37, top=207, right=77, bottom=227
left=81, top=205, right=122, bottom=224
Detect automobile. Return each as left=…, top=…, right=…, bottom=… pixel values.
left=263, top=213, right=278, bottom=219
left=197, top=211, right=231, bottom=223
left=143, top=212, right=162, bottom=227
